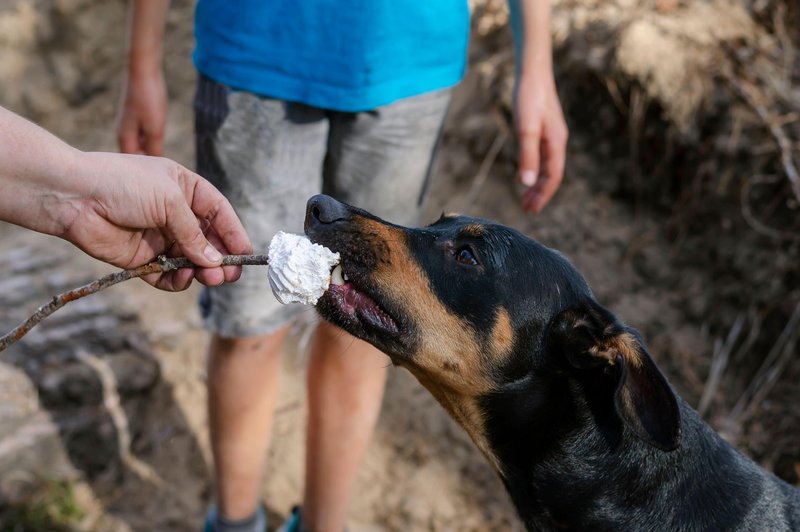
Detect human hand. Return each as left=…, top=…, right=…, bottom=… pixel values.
left=117, top=67, right=167, bottom=156
left=514, top=71, right=568, bottom=213
left=64, top=151, right=252, bottom=291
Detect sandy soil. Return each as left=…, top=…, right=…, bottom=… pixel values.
left=0, top=0, right=796, bottom=530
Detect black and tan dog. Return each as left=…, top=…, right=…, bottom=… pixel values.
left=304, top=194, right=799, bottom=531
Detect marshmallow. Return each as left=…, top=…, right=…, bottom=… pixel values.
left=267, top=232, right=340, bottom=305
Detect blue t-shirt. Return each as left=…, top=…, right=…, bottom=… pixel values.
left=194, top=1, right=470, bottom=112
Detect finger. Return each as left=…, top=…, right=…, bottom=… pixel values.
left=223, top=264, right=242, bottom=283
left=173, top=224, right=226, bottom=286
left=547, top=131, right=568, bottom=187
left=522, top=185, right=542, bottom=213
left=140, top=271, right=160, bottom=286
left=529, top=136, right=567, bottom=214
left=167, top=267, right=196, bottom=292
left=142, top=242, right=197, bottom=291
left=143, top=127, right=165, bottom=157
left=206, top=228, right=243, bottom=284
left=152, top=267, right=196, bottom=292
left=131, top=237, right=199, bottom=291
left=164, top=191, right=224, bottom=268
left=517, top=127, right=541, bottom=187
left=161, top=240, right=226, bottom=288
left=194, top=266, right=226, bottom=287
left=138, top=266, right=193, bottom=292
left=192, top=231, right=227, bottom=286
left=118, top=119, right=141, bottom=154
left=182, top=168, right=253, bottom=256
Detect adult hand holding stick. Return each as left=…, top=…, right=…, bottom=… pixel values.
left=0, top=105, right=253, bottom=290
left=0, top=105, right=262, bottom=351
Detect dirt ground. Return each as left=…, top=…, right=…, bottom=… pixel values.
left=0, top=0, right=797, bottom=530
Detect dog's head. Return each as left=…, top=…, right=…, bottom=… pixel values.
left=305, top=195, right=680, bottom=467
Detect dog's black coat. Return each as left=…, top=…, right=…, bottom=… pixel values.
left=304, top=194, right=800, bottom=531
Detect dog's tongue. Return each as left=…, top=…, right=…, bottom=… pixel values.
left=267, top=232, right=339, bottom=305
left=325, top=282, right=398, bottom=334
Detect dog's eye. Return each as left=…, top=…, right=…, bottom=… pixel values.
left=455, top=247, right=479, bottom=266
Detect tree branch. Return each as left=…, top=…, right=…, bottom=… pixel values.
left=0, top=254, right=269, bottom=353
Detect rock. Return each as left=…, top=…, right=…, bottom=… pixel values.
left=0, top=363, right=77, bottom=505
left=38, top=362, right=102, bottom=408
left=0, top=244, right=164, bottom=483
left=107, top=352, right=160, bottom=395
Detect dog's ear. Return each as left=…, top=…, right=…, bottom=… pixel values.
left=549, top=302, right=681, bottom=451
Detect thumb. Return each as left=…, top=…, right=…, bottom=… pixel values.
left=518, top=127, right=541, bottom=187
left=166, top=198, right=223, bottom=267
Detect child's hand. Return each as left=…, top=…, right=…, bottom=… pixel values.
left=514, top=70, right=569, bottom=214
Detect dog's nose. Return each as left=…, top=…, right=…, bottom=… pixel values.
left=306, top=194, right=350, bottom=225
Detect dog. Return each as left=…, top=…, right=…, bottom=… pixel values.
left=303, top=194, right=800, bottom=531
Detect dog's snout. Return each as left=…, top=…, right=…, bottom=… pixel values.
left=306, top=194, right=351, bottom=227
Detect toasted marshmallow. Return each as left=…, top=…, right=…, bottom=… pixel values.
left=267, top=232, right=340, bottom=305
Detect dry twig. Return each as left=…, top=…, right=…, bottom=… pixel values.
left=0, top=254, right=269, bottom=352
left=727, top=300, right=800, bottom=426
left=731, top=307, right=763, bottom=365
left=741, top=175, right=800, bottom=241
left=461, top=129, right=508, bottom=212
left=698, top=313, right=744, bottom=418
left=732, top=80, right=800, bottom=203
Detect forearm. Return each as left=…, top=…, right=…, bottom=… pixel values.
left=0, top=106, right=87, bottom=237
left=125, top=0, right=170, bottom=75
left=508, top=0, right=553, bottom=76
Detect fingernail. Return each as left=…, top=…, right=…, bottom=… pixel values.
left=204, top=244, right=223, bottom=262
left=521, top=170, right=538, bottom=187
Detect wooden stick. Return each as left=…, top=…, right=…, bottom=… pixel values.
left=0, top=254, right=269, bottom=352
left=461, top=129, right=507, bottom=212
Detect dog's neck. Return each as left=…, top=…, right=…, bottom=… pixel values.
left=409, top=368, right=506, bottom=473
left=477, top=373, right=588, bottom=529
left=479, top=373, right=767, bottom=531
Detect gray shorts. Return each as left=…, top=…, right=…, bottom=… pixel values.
left=194, top=76, right=452, bottom=338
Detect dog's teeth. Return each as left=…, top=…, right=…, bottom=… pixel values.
left=343, top=271, right=349, bottom=281
left=330, top=264, right=344, bottom=286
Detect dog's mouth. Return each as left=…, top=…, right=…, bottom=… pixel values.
left=317, top=262, right=403, bottom=344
